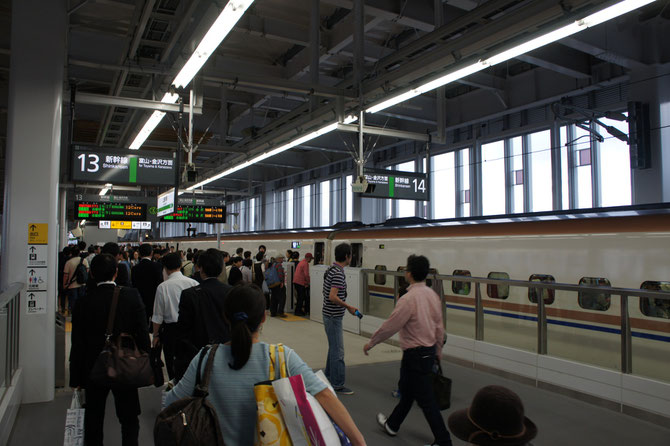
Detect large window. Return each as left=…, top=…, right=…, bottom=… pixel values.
left=396, top=161, right=415, bottom=218
left=559, top=126, right=570, bottom=210
left=481, top=140, right=505, bottom=216
left=249, top=198, right=256, bottom=231
left=459, top=148, right=471, bottom=217
left=529, top=130, right=552, bottom=212
left=301, top=184, right=311, bottom=227
left=432, top=151, right=456, bottom=219
left=320, top=180, right=330, bottom=227
left=286, top=189, right=294, bottom=229
left=511, top=136, right=524, bottom=213
left=598, top=117, right=632, bottom=207
left=574, top=125, right=593, bottom=209
left=345, top=174, right=353, bottom=221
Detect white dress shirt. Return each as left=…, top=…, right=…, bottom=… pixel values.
left=151, top=271, right=199, bottom=324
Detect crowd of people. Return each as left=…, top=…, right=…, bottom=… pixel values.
left=64, top=240, right=537, bottom=446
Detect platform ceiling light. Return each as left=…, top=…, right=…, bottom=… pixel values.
left=186, top=122, right=339, bottom=190
left=129, top=0, right=255, bottom=150
left=366, top=0, right=656, bottom=114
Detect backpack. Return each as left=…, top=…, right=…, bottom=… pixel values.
left=264, top=265, right=281, bottom=288
left=154, top=344, right=225, bottom=446
left=68, top=258, right=88, bottom=286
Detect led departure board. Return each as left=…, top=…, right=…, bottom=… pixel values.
left=160, top=198, right=226, bottom=223
left=71, top=146, right=177, bottom=186
left=360, top=168, right=429, bottom=201
left=74, top=201, right=147, bottom=221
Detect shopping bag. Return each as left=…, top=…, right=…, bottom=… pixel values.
left=314, top=371, right=352, bottom=446
left=255, top=344, right=292, bottom=446
left=273, top=371, right=349, bottom=446
left=432, top=363, right=452, bottom=410
left=63, top=390, right=85, bottom=446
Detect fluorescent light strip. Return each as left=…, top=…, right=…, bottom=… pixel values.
left=186, top=122, right=339, bottom=190
left=173, top=0, right=255, bottom=88
left=367, top=0, right=656, bottom=114
left=129, top=1, right=255, bottom=150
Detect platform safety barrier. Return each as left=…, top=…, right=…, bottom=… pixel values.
left=360, top=270, right=670, bottom=376
left=0, top=283, right=22, bottom=404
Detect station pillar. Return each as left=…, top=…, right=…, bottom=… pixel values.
left=0, top=0, right=67, bottom=403
left=629, top=65, right=670, bottom=203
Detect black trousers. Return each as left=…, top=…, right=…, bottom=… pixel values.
left=294, top=284, right=309, bottom=315
left=84, top=385, right=141, bottom=446
left=160, top=322, right=178, bottom=380
left=386, top=346, right=452, bottom=446
left=270, top=285, right=286, bottom=316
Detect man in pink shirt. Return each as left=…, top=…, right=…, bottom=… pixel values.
left=364, top=255, right=452, bottom=446
left=292, top=252, right=313, bottom=316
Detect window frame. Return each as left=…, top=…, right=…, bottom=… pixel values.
left=577, top=277, right=612, bottom=311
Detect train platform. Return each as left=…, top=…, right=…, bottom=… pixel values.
left=8, top=315, right=670, bottom=445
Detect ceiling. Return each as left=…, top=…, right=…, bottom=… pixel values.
left=0, top=0, right=669, bottom=208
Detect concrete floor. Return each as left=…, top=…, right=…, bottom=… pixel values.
left=9, top=315, right=670, bottom=445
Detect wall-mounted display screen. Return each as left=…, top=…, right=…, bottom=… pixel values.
left=74, top=201, right=147, bottom=221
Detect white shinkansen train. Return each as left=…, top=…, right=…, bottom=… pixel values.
left=157, top=207, right=670, bottom=387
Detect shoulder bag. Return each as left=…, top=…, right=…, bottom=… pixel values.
left=154, top=345, right=225, bottom=446
left=89, top=286, right=154, bottom=389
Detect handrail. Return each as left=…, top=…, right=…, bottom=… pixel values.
left=360, top=269, right=670, bottom=301
left=359, top=269, right=670, bottom=376
left=0, top=283, right=23, bottom=309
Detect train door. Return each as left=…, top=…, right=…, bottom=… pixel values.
left=314, top=242, right=325, bottom=265
left=350, top=243, right=363, bottom=267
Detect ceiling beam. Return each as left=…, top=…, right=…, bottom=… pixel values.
left=321, top=0, right=437, bottom=32
left=516, top=45, right=592, bottom=80
left=560, top=36, right=648, bottom=70
left=234, top=13, right=310, bottom=46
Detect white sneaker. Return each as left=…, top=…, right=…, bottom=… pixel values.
left=376, top=413, right=397, bottom=437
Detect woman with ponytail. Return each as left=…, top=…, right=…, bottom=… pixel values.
left=165, top=284, right=366, bottom=446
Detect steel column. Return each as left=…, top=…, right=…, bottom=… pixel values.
left=537, top=291, right=547, bottom=354
left=475, top=283, right=484, bottom=341
left=621, top=294, right=633, bottom=374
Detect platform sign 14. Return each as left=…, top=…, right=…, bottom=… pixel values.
left=72, top=146, right=176, bottom=186
left=361, top=168, right=429, bottom=201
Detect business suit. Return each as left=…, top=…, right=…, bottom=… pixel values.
left=131, top=258, right=163, bottom=322
left=69, top=284, right=150, bottom=446
left=174, top=277, right=232, bottom=380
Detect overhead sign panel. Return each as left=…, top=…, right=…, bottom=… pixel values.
left=157, top=189, right=176, bottom=217
left=74, top=200, right=147, bottom=221
left=160, top=198, right=226, bottom=223
left=72, top=146, right=176, bottom=186
left=360, top=168, right=429, bottom=201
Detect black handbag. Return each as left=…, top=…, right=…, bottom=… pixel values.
left=432, top=362, right=452, bottom=410
left=89, top=287, right=154, bottom=389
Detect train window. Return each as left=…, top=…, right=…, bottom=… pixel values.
left=374, top=265, right=387, bottom=285
left=452, top=270, right=471, bottom=295
left=639, top=281, right=670, bottom=319
left=314, top=242, right=325, bottom=265
left=578, top=277, right=611, bottom=311
left=350, top=243, right=363, bottom=267
left=487, top=272, right=510, bottom=299
left=397, top=266, right=409, bottom=297
left=528, top=274, right=555, bottom=305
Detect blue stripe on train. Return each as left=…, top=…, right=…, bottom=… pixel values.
left=370, top=292, right=394, bottom=299
left=445, top=304, right=670, bottom=343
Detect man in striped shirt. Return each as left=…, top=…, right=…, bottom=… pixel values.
left=322, top=243, right=359, bottom=395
